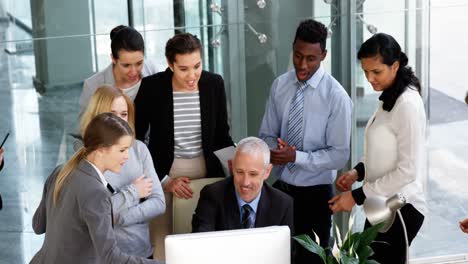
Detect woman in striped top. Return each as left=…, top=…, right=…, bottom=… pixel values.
left=135, top=33, right=234, bottom=259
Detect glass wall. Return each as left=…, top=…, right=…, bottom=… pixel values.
left=1, top=0, right=467, bottom=263
left=411, top=0, right=468, bottom=260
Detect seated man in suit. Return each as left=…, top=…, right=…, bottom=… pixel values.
left=192, top=137, right=293, bottom=233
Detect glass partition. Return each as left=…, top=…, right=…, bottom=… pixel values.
left=411, top=0, right=468, bottom=259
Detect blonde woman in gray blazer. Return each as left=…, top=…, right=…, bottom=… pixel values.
left=78, top=25, right=158, bottom=118
left=31, top=113, right=162, bottom=264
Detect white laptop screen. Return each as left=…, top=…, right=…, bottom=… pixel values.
left=165, top=226, right=291, bottom=264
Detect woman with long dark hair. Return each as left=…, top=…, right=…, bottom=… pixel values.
left=329, top=33, right=426, bottom=264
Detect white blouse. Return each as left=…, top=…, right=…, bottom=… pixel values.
left=363, top=88, right=427, bottom=216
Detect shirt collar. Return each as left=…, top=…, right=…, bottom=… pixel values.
left=295, top=64, right=325, bottom=90
left=235, top=188, right=262, bottom=214
left=86, top=160, right=108, bottom=187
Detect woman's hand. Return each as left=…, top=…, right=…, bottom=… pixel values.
left=328, top=191, right=356, bottom=213
left=335, top=169, right=359, bottom=192
left=164, top=177, right=193, bottom=199
left=133, top=175, right=153, bottom=198
left=460, top=218, right=468, bottom=233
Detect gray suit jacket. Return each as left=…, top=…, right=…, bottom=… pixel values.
left=31, top=161, right=161, bottom=264
left=78, top=60, right=158, bottom=118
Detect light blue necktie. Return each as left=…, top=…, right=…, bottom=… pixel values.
left=287, top=81, right=307, bottom=171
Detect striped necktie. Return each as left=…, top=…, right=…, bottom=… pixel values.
left=241, top=204, right=255, bottom=229
left=287, top=81, right=307, bottom=171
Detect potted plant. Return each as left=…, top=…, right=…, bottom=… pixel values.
left=293, top=216, right=384, bottom=264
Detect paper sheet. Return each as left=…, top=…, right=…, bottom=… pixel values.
left=213, top=146, right=236, bottom=176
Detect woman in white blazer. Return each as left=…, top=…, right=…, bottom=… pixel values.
left=329, top=33, right=426, bottom=264
left=31, top=113, right=162, bottom=264
left=78, top=25, right=158, bottom=118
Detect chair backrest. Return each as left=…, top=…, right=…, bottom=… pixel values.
left=172, top=177, right=224, bottom=234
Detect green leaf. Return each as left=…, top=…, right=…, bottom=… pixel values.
left=327, top=255, right=339, bottom=264
left=342, top=229, right=355, bottom=249
left=351, top=233, right=361, bottom=253
left=343, top=232, right=361, bottom=253
left=357, top=246, right=374, bottom=264
left=293, top=234, right=327, bottom=263
left=340, top=251, right=359, bottom=264
left=358, top=223, right=384, bottom=250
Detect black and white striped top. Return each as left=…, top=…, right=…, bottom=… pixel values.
left=173, top=91, right=203, bottom=158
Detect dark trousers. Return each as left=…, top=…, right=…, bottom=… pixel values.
left=274, top=181, right=333, bottom=264
left=366, top=204, right=424, bottom=264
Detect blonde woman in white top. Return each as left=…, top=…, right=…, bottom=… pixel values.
left=329, top=33, right=426, bottom=264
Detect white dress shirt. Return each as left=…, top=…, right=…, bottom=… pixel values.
left=86, top=160, right=108, bottom=188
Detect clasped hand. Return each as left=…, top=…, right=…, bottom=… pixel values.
left=335, top=169, right=358, bottom=192
left=164, top=177, right=193, bottom=199
left=270, top=138, right=296, bottom=165
left=328, top=191, right=356, bottom=213
left=329, top=169, right=359, bottom=213
left=133, top=175, right=153, bottom=199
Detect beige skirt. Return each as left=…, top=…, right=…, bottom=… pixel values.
left=151, top=155, right=206, bottom=260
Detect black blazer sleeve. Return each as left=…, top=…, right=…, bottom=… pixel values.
left=199, top=73, right=234, bottom=178
left=213, top=75, right=234, bottom=150
left=134, top=77, right=151, bottom=141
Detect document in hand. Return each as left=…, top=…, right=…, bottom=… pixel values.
left=213, top=146, right=236, bottom=176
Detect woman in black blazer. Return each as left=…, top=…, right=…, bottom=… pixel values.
left=134, top=33, right=233, bottom=259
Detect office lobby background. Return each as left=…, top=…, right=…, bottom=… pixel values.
left=0, top=0, right=467, bottom=263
